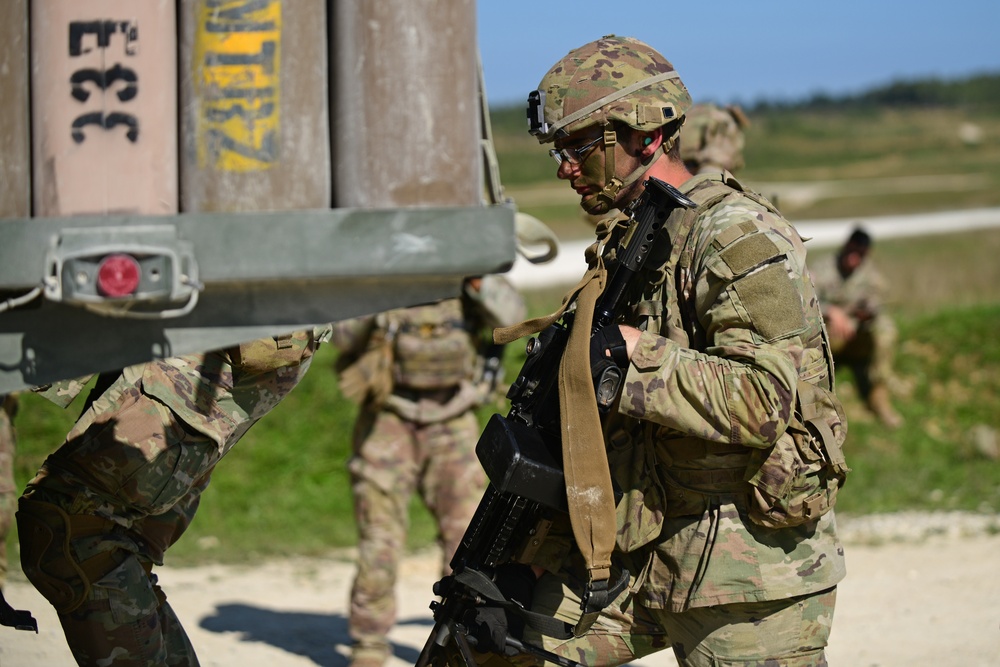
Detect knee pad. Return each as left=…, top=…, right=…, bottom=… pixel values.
left=16, top=498, right=122, bottom=614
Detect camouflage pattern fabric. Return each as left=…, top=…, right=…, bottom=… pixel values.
left=32, top=376, right=94, bottom=409
left=17, top=328, right=325, bottom=666
left=531, top=35, right=694, bottom=216
left=0, top=394, right=18, bottom=589
left=811, top=250, right=897, bottom=390
left=494, top=172, right=845, bottom=666
left=531, top=35, right=693, bottom=143
left=348, top=406, right=485, bottom=664
left=679, top=103, right=749, bottom=174
left=334, top=278, right=524, bottom=667
left=486, top=566, right=835, bottom=667
left=618, top=172, right=845, bottom=612
left=388, top=299, right=478, bottom=390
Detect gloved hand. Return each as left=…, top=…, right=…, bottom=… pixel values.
left=590, top=324, right=629, bottom=411
left=479, top=343, right=507, bottom=395
left=494, top=563, right=536, bottom=639
left=590, top=324, right=629, bottom=369
left=468, top=606, right=513, bottom=655
left=465, top=563, right=537, bottom=656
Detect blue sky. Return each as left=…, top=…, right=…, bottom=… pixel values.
left=478, top=1, right=1000, bottom=108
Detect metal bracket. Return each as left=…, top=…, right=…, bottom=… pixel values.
left=43, top=225, right=199, bottom=307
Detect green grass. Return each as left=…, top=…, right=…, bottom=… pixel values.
left=834, top=304, right=1000, bottom=515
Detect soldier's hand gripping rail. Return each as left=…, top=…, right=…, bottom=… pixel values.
left=416, top=178, right=695, bottom=667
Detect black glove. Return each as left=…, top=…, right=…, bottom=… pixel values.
left=479, top=343, right=507, bottom=393
left=465, top=564, right=537, bottom=655
left=494, top=563, right=536, bottom=639
left=468, top=606, right=512, bottom=655
left=590, top=325, right=629, bottom=411
left=590, top=325, right=629, bottom=369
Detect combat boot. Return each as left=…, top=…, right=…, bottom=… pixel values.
left=349, top=643, right=390, bottom=667
left=868, top=383, right=903, bottom=428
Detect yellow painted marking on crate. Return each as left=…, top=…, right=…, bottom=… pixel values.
left=195, top=0, right=280, bottom=171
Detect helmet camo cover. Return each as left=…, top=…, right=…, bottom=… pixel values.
left=528, top=35, right=693, bottom=144
left=680, top=103, right=750, bottom=173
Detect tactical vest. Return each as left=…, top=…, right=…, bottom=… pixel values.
left=614, top=174, right=848, bottom=552
left=385, top=299, right=477, bottom=390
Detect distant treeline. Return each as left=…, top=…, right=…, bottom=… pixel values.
left=752, top=71, right=1000, bottom=113
left=490, top=71, right=1000, bottom=125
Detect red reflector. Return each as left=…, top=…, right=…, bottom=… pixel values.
left=97, top=254, right=141, bottom=297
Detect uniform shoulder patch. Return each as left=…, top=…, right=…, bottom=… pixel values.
left=720, top=232, right=782, bottom=276
left=711, top=220, right=757, bottom=251
left=732, top=263, right=807, bottom=342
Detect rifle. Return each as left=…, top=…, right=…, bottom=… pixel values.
left=416, top=177, right=695, bottom=667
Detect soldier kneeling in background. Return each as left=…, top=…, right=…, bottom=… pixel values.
left=812, top=226, right=904, bottom=428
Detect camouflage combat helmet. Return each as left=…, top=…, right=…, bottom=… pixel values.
left=680, top=103, right=750, bottom=174
left=526, top=35, right=693, bottom=213
left=527, top=35, right=692, bottom=144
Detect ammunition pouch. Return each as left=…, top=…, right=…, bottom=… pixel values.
left=745, top=382, right=849, bottom=528
left=16, top=498, right=123, bottom=614
left=608, top=425, right=666, bottom=552
left=476, top=414, right=566, bottom=511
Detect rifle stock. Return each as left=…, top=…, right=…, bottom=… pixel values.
left=416, top=178, right=695, bottom=667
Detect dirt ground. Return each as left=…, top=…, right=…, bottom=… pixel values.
left=3, top=521, right=999, bottom=667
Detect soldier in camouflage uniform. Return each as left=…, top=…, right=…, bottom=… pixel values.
left=475, top=36, right=848, bottom=667
left=16, top=328, right=327, bottom=666
left=811, top=226, right=903, bottom=427
left=333, top=276, right=525, bottom=667
left=679, top=103, right=750, bottom=175
left=0, top=394, right=17, bottom=591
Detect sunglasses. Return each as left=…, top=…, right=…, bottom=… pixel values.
left=548, top=135, right=602, bottom=166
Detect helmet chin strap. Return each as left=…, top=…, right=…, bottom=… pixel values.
left=586, top=130, right=673, bottom=215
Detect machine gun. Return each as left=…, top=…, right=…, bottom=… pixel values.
left=416, top=177, right=696, bottom=667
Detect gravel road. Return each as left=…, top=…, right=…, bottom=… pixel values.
left=506, top=206, right=1000, bottom=290
left=2, top=512, right=998, bottom=667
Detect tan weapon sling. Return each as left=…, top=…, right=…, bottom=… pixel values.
left=495, top=216, right=627, bottom=591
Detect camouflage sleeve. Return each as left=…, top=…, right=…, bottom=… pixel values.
left=30, top=375, right=95, bottom=409
left=619, top=205, right=808, bottom=450
left=142, top=330, right=319, bottom=451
